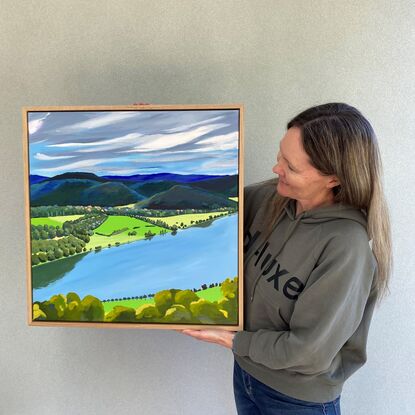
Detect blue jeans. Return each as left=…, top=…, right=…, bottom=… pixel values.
left=233, top=360, right=341, bottom=415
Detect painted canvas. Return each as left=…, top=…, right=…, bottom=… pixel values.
left=23, top=105, right=243, bottom=329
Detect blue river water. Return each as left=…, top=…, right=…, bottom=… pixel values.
left=33, top=214, right=238, bottom=302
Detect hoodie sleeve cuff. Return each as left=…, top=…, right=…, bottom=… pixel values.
left=232, top=331, right=253, bottom=356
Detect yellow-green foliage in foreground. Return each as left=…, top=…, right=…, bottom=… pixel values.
left=33, top=277, right=238, bottom=325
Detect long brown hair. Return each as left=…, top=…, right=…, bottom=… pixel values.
left=267, top=103, right=392, bottom=302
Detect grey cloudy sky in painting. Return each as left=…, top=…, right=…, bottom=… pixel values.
left=28, top=109, right=240, bottom=177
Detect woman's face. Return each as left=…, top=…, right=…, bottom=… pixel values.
left=272, top=127, right=339, bottom=210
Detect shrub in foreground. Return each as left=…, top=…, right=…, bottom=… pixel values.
left=33, top=276, right=238, bottom=325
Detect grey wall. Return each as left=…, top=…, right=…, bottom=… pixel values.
left=1, top=1, right=414, bottom=414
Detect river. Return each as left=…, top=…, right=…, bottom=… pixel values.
left=32, top=214, right=238, bottom=302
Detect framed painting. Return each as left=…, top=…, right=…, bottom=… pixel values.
left=23, top=104, right=243, bottom=330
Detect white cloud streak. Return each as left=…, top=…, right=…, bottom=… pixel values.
left=196, top=131, right=238, bottom=151
left=48, top=132, right=143, bottom=149
left=34, top=153, right=77, bottom=161
left=201, top=158, right=238, bottom=171
left=164, top=116, right=225, bottom=133
left=28, top=113, right=50, bottom=135
left=59, top=111, right=139, bottom=132
left=126, top=123, right=229, bottom=153
left=40, top=158, right=108, bottom=173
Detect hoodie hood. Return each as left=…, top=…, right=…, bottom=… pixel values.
left=284, top=199, right=368, bottom=228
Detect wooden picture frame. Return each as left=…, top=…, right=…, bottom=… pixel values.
left=23, top=104, right=243, bottom=330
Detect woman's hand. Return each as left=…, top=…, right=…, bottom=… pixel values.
left=179, top=329, right=236, bottom=349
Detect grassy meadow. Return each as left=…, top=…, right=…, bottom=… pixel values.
left=87, top=216, right=170, bottom=249
left=151, top=211, right=229, bottom=228
left=31, top=215, right=84, bottom=228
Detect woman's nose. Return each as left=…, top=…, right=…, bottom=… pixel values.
left=273, top=162, right=283, bottom=175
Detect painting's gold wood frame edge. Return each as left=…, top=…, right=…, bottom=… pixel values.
left=23, top=108, right=33, bottom=325
left=28, top=321, right=239, bottom=330
left=238, top=106, right=244, bottom=331
left=22, top=104, right=243, bottom=112
left=23, top=104, right=244, bottom=331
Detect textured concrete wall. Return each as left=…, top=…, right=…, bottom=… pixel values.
left=1, top=1, right=414, bottom=414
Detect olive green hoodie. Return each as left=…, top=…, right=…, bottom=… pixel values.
left=232, top=180, right=378, bottom=403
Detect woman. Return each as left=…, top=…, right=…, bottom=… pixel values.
left=182, top=103, right=392, bottom=415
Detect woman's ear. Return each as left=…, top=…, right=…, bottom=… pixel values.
left=326, top=175, right=340, bottom=189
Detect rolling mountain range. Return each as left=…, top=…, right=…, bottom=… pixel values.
left=29, top=172, right=238, bottom=209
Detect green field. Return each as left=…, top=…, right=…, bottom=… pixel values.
left=149, top=211, right=229, bottom=228
left=31, top=212, right=231, bottom=233
left=31, top=215, right=84, bottom=228
left=102, top=286, right=223, bottom=313
left=87, top=215, right=170, bottom=250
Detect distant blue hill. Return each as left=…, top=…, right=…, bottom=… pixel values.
left=102, top=173, right=224, bottom=183
left=28, top=171, right=238, bottom=207
left=30, top=172, right=227, bottom=184
left=47, top=172, right=107, bottom=182
left=29, top=175, right=49, bottom=185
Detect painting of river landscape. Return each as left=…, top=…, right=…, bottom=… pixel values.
left=23, top=105, right=243, bottom=329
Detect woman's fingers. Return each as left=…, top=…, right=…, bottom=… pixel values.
left=179, top=329, right=235, bottom=349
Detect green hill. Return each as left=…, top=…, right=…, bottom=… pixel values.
left=136, top=185, right=237, bottom=210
